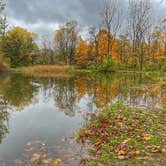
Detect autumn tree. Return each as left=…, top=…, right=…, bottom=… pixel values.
left=98, top=29, right=108, bottom=63
left=88, top=28, right=120, bottom=65
left=75, top=36, right=89, bottom=67
left=150, top=26, right=163, bottom=62
left=53, top=20, right=78, bottom=65
left=161, top=19, right=166, bottom=57
left=150, top=20, right=166, bottom=70
left=2, top=27, right=38, bottom=67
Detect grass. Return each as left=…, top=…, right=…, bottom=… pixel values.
left=15, top=65, right=73, bottom=77
left=10, top=64, right=166, bottom=78
left=77, top=103, right=166, bottom=166
left=15, top=65, right=98, bottom=78
left=0, top=66, right=12, bottom=73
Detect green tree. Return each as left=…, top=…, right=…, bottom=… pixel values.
left=2, top=27, right=38, bottom=67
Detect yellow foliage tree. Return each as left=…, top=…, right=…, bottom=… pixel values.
left=75, top=37, right=89, bottom=67
left=2, top=26, right=38, bottom=67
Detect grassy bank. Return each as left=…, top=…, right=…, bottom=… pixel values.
left=15, top=65, right=74, bottom=77
left=84, top=60, right=166, bottom=74
left=12, top=64, right=166, bottom=78
left=78, top=104, right=166, bottom=166
left=0, top=65, right=12, bottom=73
left=0, top=60, right=10, bottom=73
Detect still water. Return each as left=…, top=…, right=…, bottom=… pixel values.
left=0, top=73, right=165, bottom=165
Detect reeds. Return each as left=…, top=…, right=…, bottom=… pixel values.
left=17, top=65, right=72, bottom=77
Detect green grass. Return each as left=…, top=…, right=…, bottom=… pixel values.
left=78, top=103, right=166, bottom=166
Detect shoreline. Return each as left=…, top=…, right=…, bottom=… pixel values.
left=0, top=65, right=165, bottom=77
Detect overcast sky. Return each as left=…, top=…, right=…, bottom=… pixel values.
left=5, top=0, right=166, bottom=38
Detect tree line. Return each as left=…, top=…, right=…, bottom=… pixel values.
left=0, top=0, right=166, bottom=71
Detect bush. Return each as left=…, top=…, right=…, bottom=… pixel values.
left=86, top=65, right=97, bottom=70
left=161, top=65, right=166, bottom=72
left=97, top=59, right=124, bottom=72
left=0, top=52, right=10, bottom=71
left=144, top=63, right=161, bottom=72
left=144, top=62, right=166, bottom=72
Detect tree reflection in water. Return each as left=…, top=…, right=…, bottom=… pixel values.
left=0, top=73, right=165, bottom=144
left=0, top=73, right=165, bottom=113
left=0, top=97, right=9, bottom=144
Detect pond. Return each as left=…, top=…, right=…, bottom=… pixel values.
left=0, top=73, right=165, bottom=166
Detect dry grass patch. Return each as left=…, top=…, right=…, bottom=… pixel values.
left=16, top=65, right=72, bottom=77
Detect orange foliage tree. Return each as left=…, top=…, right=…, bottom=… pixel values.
left=75, top=37, right=89, bottom=67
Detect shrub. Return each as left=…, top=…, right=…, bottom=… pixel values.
left=161, top=65, right=166, bottom=72
left=97, top=59, right=124, bottom=72
left=144, top=63, right=160, bottom=72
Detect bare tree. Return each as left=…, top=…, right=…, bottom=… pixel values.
left=128, top=0, right=152, bottom=71
left=41, top=35, right=54, bottom=64
left=89, top=26, right=101, bottom=65
left=53, top=20, right=78, bottom=65
left=0, top=0, right=8, bottom=39
left=102, top=0, right=122, bottom=63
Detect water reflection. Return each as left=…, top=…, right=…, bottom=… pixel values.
left=0, top=74, right=38, bottom=110
left=0, top=73, right=165, bottom=114
left=0, top=110, right=9, bottom=144
left=0, top=73, right=165, bottom=165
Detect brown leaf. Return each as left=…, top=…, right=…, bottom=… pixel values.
left=24, top=147, right=34, bottom=152
left=118, top=155, right=126, bottom=160
left=94, top=141, right=101, bottom=147
left=128, top=151, right=140, bottom=158
left=42, top=158, right=52, bottom=165
left=30, top=153, right=41, bottom=162
left=118, top=150, right=126, bottom=156
left=118, top=143, right=127, bottom=151
left=137, top=157, right=154, bottom=161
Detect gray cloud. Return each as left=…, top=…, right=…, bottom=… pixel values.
left=5, top=0, right=166, bottom=37
left=6, top=0, right=103, bottom=25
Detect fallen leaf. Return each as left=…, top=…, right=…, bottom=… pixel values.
left=144, top=135, right=151, bottom=141
left=137, top=157, right=154, bottom=161
left=118, top=155, right=126, bottom=160
left=94, top=141, right=101, bottom=146
left=42, top=158, right=52, bottom=164
left=118, top=143, right=127, bottom=151
left=128, top=151, right=140, bottom=158
left=117, top=115, right=125, bottom=122
left=24, top=147, right=34, bottom=152
left=30, top=153, right=40, bottom=162
left=53, top=158, right=62, bottom=165
left=118, top=150, right=126, bottom=156
left=135, top=151, right=140, bottom=155
left=162, top=148, right=166, bottom=153
left=56, top=158, right=62, bottom=163
left=42, top=154, right=47, bottom=158
left=123, top=138, right=131, bottom=144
